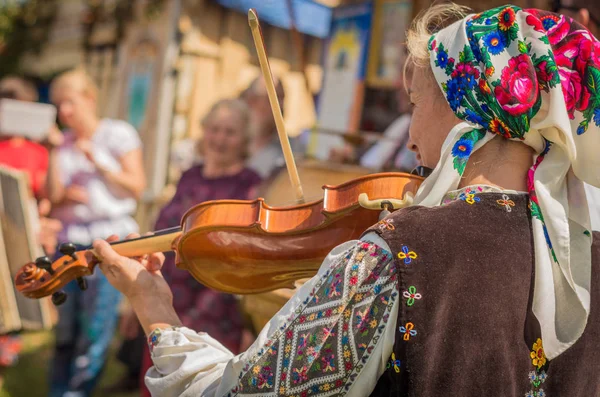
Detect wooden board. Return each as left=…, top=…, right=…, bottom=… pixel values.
left=0, top=166, right=53, bottom=330
left=0, top=220, right=21, bottom=334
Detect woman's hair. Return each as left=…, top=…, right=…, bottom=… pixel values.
left=198, top=98, right=252, bottom=159
left=50, top=68, right=99, bottom=103
left=405, top=2, right=470, bottom=86
left=0, top=76, right=39, bottom=102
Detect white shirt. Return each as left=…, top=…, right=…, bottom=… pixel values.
left=145, top=233, right=395, bottom=397
left=51, top=119, right=141, bottom=244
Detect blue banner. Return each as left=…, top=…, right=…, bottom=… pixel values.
left=215, top=0, right=332, bottom=38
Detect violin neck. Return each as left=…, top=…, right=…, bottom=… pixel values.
left=105, top=227, right=182, bottom=257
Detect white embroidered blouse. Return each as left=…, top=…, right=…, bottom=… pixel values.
left=145, top=233, right=397, bottom=397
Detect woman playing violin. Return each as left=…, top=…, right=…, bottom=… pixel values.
left=92, top=4, right=600, bottom=396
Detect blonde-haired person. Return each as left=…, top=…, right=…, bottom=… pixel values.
left=46, top=68, right=145, bottom=397
left=69, top=3, right=600, bottom=397
left=108, top=98, right=259, bottom=397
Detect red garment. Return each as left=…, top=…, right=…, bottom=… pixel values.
left=0, top=138, right=48, bottom=196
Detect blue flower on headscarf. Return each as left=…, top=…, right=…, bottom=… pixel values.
left=593, top=108, right=600, bottom=127
left=445, top=78, right=465, bottom=111
left=437, top=49, right=449, bottom=68
left=465, top=108, right=486, bottom=127
left=452, top=138, right=474, bottom=158
left=468, top=30, right=483, bottom=62
left=483, top=31, right=506, bottom=55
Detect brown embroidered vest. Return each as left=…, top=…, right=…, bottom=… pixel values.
left=363, top=190, right=600, bottom=397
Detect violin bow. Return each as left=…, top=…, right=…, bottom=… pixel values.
left=248, top=9, right=305, bottom=204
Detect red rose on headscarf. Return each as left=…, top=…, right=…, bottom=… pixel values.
left=536, top=61, right=552, bottom=83
left=554, top=30, right=599, bottom=73
left=553, top=29, right=599, bottom=116
left=494, top=54, right=539, bottom=116
left=558, top=66, right=589, bottom=119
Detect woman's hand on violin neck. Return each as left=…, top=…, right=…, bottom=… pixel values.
left=92, top=234, right=182, bottom=334
left=92, top=234, right=169, bottom=300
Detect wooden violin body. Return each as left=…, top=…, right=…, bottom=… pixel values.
left=175, top=172, right=421, bottom=294
left=15, top=172, right=422, bottom=299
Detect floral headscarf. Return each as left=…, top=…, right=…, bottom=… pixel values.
left=414, top=5, right=600, bottom=360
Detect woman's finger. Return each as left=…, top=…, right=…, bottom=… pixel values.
left=125, top=232, right=141, bottom=240
left=93, top=239, right=125, bottom=269
left=106, top=234, right=120, bottom=243
left=146, top=252, right=165, bottom=273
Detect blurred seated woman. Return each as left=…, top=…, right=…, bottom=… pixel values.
left=135, top=98, right=261, bottom=396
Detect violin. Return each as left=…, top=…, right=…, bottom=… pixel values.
left=15, top=172, right=422, bottom=304
left=14, top=10, right=426, bottom=305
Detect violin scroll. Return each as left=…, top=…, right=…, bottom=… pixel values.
left=15, top=247, right=96, bottom=302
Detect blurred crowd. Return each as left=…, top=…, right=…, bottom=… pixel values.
left=0, top=61, right=418, bottom=396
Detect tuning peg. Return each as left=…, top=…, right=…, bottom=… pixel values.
left=59, top=242, right=78, bottom=258
left=76, top=277, right=88, bottom=291
left=52, top=290, right=67, bottom=306
left=35, top=256, right=54, bottom=275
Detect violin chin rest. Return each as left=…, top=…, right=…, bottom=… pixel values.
left=357, top=192, right=414, bottom=211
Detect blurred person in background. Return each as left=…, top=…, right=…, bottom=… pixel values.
left=111, top=99, right=260, bottom=396
left=0, top=76, right=61, bottom=390
left=552, top=0, right=600, bottom=230
left=46, top=68, right=145, bottom=397
left=241, top=75, right=288, bottom=180
left=0, top=76, right=63, bottom=254
left=0, top=76, right=49, bottom=199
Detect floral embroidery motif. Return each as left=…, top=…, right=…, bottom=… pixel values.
left=399, top=322, right=417, bottom=341
left=442, top=185, right=490, bottom=205
left=402, top=286, right=422, bottom=306
left=530, top=338, right=547, bottom=369
left=528, top=370, right=548, bottom=388
left=397, top=246, right=417, bottom=264
left=226, top=242, right=397, bottom=396
left=497, top=194, right=516, bottom=212
left=147, top=329, right=161, bottom=353
left=526, top=338, right=548, bottom=397
left=459, top=192, right=481, bottom=205
left=386, top=352, right=401, bottom=373
left=377, top=218, right=395, bottom=231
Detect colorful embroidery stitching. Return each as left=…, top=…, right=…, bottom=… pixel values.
left=148, top=328, right=162, bottom=353
left=526, top=338, right=548, bottom=397
left=226, top=242, right=397, bottom=396
left=497, top=194, right=516, bottom=211
left=377, top=219, right=395, bottom=231
left=399, top=322, right=417, bottom=341
left=386, top=352, right=401, bottom=373
left=398, top=246, right=418, bottom=264
left=459, top=192, right=481, bottom=204
left=402, top=286, right=422, bottom=306
left=530, top=338, right=546, bottom=369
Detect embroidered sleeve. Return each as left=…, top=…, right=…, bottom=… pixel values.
left=225, top=241, right=398, bottom=396
left=145, top=240, right=399, bottom=397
